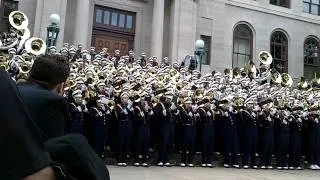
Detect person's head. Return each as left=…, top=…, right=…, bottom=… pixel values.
left=28, top=55, right=70, bottom=96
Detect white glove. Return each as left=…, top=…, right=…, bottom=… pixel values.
left=106, top=110, right=110, bottom=115
left=83, top=107, right=88, bottom=113
left=149, top=110, right=154, bottom=116
left=140, top=111, right=145, bottom=117
left=267, top=116, right=272, bottom=122
left=77, top=106, right=82, bottom=112
left=170, top=103, right=176, bottom=110
left=228, top=106, right=234, bottom=112
left=174, top=110, right=180, bottom=115
left=195, top=113, right=200, bottom=117
left=207, top=111, right=212, bottom=116
left=127, top=100, right=133, bottom=109
left=298, top=118, right=302, bottom=122
left=251, top=112, right=256, bottom=118
left=123, top=109, right=128, bottom=115
left=224, top=112, right=229, bottom=117
left=315, top=118, right=319, bottom=124
left=188, top=111, right=193, bottom=117
left=163, top=110, right=167, bottom=116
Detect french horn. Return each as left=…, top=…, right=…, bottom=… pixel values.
left=25, top=37, right=47, bottom=56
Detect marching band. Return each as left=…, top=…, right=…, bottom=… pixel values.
left=1, top=11, right=320, bottom=170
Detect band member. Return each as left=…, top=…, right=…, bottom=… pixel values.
left=89, top=97, right=107, bottom=158
left=69, top=90, right=87, bottom=134
left=289, top=109, right=303, bottom=170
left=221, top=102, right=239, bottom=168
left=275, top=109, right=290, bottom=170
left=259, top=106, right=274, bottom=169
left=240, top=104, right=259, bottom=169
left=179, top=97, right=196, bottom=167
left=128, top=50, right=135, bottom=64
left=115, top=92, right=132, bottom=166
left=133, top=95, right=150, bottom=167
left=198, top=97, right=215, bottom=167
left=156, top=92, right=176, bottom=167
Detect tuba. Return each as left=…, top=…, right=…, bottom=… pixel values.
left=259, top=51, right=273, bottom=65
left=9, top=11, right=29, bottom=30
left=25, top=37, right=47, bottom=56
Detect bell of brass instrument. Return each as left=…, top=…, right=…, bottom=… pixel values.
left=281, top=73, right=293, bottom=87
left=271, top=70, right=282, bottom=84
left=258, top=51, right=273, bottom=65
left=9, top=11, right=29, bottom=30
left=107, top=100, right=116, bottom=110
left=232, top=67, right=241, bottom=79
left=25, top=37, right=47, bottom=56
left=297, top=77, right=309, bottom=90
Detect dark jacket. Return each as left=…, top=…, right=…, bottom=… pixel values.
left=17, top=81, right=70, bottom=140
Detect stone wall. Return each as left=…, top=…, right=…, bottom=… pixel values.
left=197, top=0, right=320, bottom=78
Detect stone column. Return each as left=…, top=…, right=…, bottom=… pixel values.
left=151, top=0, right=165, bottom=63
left=74, top=0, right=90, bottom=48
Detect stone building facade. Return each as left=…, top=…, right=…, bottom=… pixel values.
left=1, top=0, right=320, bottom=78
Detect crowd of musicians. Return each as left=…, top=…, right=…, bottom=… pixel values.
left=37, top=45, right=318, bottom=170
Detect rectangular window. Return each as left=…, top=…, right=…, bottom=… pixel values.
left=119, top=14, right=125, bottom=27
left=103, top=11, right=110, bottom=24
left=95, top=9, right=103, bottom=23
left=126, top=15, right=133, bottom=29
left=270, top=0, right=290, bottom=8
left=111, top=12, right=118, bottom=26
left=200, top=35, right=211, bottom=65
left=304, top=0, right=320, bottom=15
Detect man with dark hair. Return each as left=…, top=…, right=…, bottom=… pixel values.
left=17, top=54, right=70, bottom=140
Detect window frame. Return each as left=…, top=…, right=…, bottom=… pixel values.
left=0, top=0, right=19, bottom=32
left=269, top=0, right=291, bottom=8
left=304, top=36, right=319, bottom=66
left=303, top=0, right=320, bottom=15
left=232, top=24, right=253, bottom=68
left=270, top=31, right=289, bottom=73
left=93, top=5, right=136, bottom=35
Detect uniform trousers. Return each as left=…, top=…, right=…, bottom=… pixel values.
left=135, top=125, right=150, bottom=163
left=260, top=127, right=274, bottom=166
left=289, top=130, right=301, bottom=167
left=91, top=120, right=107, bottom=157
left=276, top=128, right=289, bottom=167
left=181, top=125, right=196, bottom=164
left=201, top=125, right=214, bottom=164
left=222, top=125, right=239, bottom=165
left=117, top=120, right=131, bottom=163
left=158, top=123, right=174, bottom=163
left=242, top=127, right=258, bottom=166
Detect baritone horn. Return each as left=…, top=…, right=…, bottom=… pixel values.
left=9, top=11, right=29, bottom=30
left=25, top=37, right=47, bottom=56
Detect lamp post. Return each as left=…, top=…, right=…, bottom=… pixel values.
left=46, top=14, right=60, bottom=48
left=195, top=39, right=205, bottom=73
